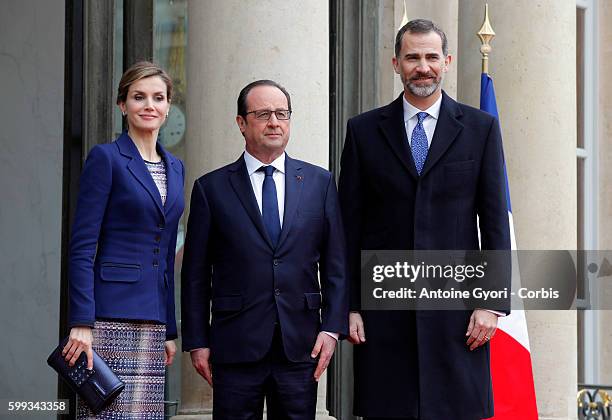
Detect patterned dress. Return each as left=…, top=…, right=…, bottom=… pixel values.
left=77, top=159, right=168, bottom=419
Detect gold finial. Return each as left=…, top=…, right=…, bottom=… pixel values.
left=477, top=4, right=495, bottom=74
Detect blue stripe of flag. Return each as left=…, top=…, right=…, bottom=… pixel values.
left=480, top=73, right=512, bottom=213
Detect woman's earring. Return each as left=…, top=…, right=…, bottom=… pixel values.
left=122, top=111, right=126, bottom=117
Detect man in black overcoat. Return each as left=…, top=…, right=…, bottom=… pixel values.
left=338, top=19, right=511, bottom=420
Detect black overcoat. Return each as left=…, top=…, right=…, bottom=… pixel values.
left=338, top=91, right=511, bottom=419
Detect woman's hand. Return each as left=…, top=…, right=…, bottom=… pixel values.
left=164, top=340, right=177, bottom=366
left=62, top=327, right=93, bottom=369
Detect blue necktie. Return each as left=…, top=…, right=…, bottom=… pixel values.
left=411, top=112, right=429, bottom=175
left=259, top=165, right=281, bottom=247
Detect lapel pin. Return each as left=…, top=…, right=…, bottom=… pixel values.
left=296, top=175, right=303, bottom=182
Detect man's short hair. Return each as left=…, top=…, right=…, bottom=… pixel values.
left=237, top=80, right=292, bottom=117
left=395, top=19, right=448, bottom=57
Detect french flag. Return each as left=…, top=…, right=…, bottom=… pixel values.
left=480, top=73, right=539, bottom=420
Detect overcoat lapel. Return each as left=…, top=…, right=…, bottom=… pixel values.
left=420, top=92, right=464, bottom=177
left=378, top=94, right=419, bottom=179
left=116, top=133, right=165, bottom=219
left=228, top=156, right=274, bottom=250
left=276, top=155, right=303, bottom=249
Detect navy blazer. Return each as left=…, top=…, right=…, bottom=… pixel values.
left=68, top=132, right=185, bottom=340
left=181, top=154, right=348, bottom=364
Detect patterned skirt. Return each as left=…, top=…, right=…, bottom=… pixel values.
left=77, top=320, right=166, bottom=419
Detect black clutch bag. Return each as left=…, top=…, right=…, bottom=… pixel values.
left=47, top=337, right=125, bottom=414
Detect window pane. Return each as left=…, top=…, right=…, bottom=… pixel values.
left=577, top=7, right=585, bottom=149
left=577, top=157, right=586, bottom=300
left=578, top=309, right=584, bottom=383
left=153, top=0, right=188, bottom=158
left=152, top=0, right=188, bottom=409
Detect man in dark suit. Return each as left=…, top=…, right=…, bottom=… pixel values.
left=181, top=80, right=348, bottom=419
left=338, top=19, right=511, bottom=420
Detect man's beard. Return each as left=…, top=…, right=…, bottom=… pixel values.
left=405, top=73, right=442, bottom=97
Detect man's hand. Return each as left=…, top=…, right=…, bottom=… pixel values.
left=466, top=309, right=498, bottom=351
left=164, top=340, right=177, bottom=366
left=311, top=332, right=337, bottom=382
left=190, top=348, right=213, bottom=386
left=348, top=312, right=366, bottom=344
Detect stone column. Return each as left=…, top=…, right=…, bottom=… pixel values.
left=179, top=1, right=330, bottom=418
left=457, top=1, right=577, bottom=419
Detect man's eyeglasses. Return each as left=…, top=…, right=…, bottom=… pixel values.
left=245, top=109, right=292, bottom=121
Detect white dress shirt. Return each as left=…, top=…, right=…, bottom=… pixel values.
left=243, top=150, right=339, bottom=340
left=403, top=94, right=442, bottom=147
left=243, top=150, right=286, bottom=226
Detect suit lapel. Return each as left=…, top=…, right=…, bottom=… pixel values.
left=276, top=155, right=303, bottom=249
left=228, top=156, right=274, bottom=249
left=379, top=94, right=419, bottom=179
left=159, top=144, right=181, bottom=215
left=420, top=92, right=464, bottom=177
left=117, top=133, right=165, bottom=219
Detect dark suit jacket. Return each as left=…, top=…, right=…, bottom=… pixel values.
left=181, top=154, right=348, bottom=364
left=338, top=92, right=510, bottom=419
left=68, top=132, right=185, bottom=340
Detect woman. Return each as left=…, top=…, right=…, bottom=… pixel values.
left=62, top=61, right=185, bottom=418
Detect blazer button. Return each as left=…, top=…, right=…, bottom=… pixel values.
left=158, top=223, right=165, bottom=230
left=154, top=248, right=160, bottom=254
left=153, top=260, right=159, bottom=267
left=273, top=259, right=280, bottom=266
left=274, top=288, right=281, bottom=296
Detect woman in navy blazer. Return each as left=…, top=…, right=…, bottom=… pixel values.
left=62, top=62, right=185, bottom=418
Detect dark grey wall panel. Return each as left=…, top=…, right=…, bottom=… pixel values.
left=0, top=0, right=65, bottom=401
